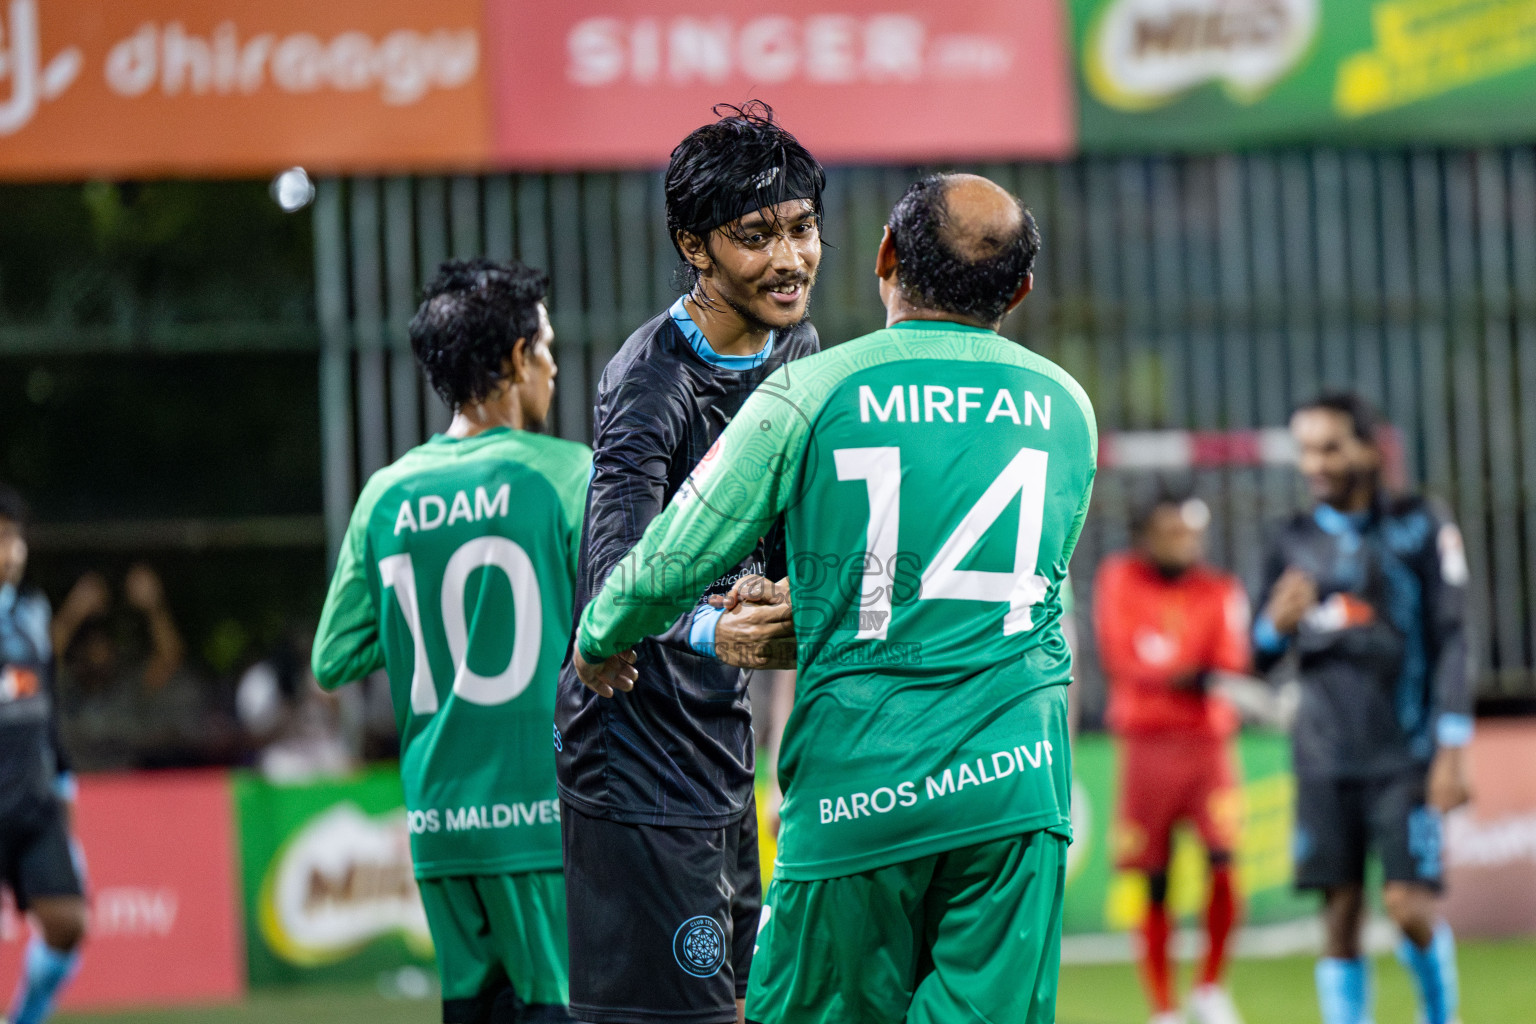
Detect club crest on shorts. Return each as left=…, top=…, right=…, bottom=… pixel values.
left=672, top=915, right=726, bottom=977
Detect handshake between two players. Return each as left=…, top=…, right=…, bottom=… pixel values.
left=315, top=101, right=1092, bottom=1024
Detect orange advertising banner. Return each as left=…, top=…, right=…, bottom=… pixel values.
left=0, top=0, right=1078, bottom=180
left=0, top=0, right=492, bottom=180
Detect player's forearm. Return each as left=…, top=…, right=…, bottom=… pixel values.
left=1120, top=667, right=1200, bottom=692
left=1430, top=629, right=1474, bottom=746
left=578, top=530, right=751, bottom=660
left=580, top=373, right=802, bottom=659
left=311, top=579, right=383, bottom=689
left=586, top=525, right=722, bottom=657
left=311, top=627, right=383, bottom=691
left=579, top=478, right=779, bottom=659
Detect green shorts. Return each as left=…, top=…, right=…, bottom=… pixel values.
left=418, top=870, right=569, bottom=1021
left=746, top=829, right=1067, bottom=1024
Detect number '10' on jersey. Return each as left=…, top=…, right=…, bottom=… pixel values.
left=313, top=427, right=591, bottom=879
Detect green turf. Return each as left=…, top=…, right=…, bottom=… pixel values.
left=52, top=938, right=1536, bottom=1023
left=53, top=986, right=439, bottom=1024
left=1054, top=937, right=1536, bottom=1024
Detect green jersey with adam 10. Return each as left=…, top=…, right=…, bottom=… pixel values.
left=577, top=321, right=1096, bottom=881
left=313, top=427, right=591, bottom=878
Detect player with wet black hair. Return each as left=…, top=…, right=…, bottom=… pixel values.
left=664, top=100, right=826, bottom=302
left=557, top=102, right=823, bottom=1024
left=318, top=257, right=582, bottom=1024
left=410, top=258, right=551, bottom=410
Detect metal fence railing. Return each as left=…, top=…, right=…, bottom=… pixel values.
left=316, top=149, right=1536, bottom=702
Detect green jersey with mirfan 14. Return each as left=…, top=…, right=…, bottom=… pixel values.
left=314, top=427, right=591, bottom=878
left=577, top=321, right=1096, bottom=880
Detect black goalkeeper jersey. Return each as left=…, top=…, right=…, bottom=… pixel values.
left=0, top=585, right=68, bottom=824
left=555, top=303, right=820, bottom=827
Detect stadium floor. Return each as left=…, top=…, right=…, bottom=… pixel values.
left=50, top=937, right=1535, bottom=1024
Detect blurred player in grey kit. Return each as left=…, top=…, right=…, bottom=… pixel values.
left=0, top=484, right=87, bottom=1024
left=1255, top=394, right=1472, bottom=1024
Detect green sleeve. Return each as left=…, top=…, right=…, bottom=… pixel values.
left=576, top=368, right=806, bottom=660
left=1055, top=370, right=1097, bottom=570
left=312, top=492, right=385, bottom=690
left=565, top=448, right=593, bottom=585
left=1060, top=471, right=1096, bottom=570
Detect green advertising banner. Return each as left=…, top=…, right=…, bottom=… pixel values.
left=232, top=737, right=1311, bottom=990
left=1071, top=0, right=1536, bottom=151
left=233, top=767, right=435, bottom=988
left=1061, top=732, right=1314, bottom=937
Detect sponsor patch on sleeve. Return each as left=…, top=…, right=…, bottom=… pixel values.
left=1438, top=523, right=1469, bottom=586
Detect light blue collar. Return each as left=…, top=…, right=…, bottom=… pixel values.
left=669, top=296, right=775, bottom=370
left=0, top=583, right=14, bottom=615
left=1315, top=503, right=1370, bottom=535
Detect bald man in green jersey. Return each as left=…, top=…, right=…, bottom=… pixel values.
left=573, top=175, right=1096, bottom=1024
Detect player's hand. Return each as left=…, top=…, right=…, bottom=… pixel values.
left=1428, top=745, right=1473, bottom=812
left=573, top=646, right=638, bottom=698
left=721, top=575, right=789, bottom=613
left=1264, top=568, right=1318, bottom=635
left=715, top=576, right=796, bottom=669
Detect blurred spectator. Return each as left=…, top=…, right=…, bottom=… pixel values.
left=53, top=564, right=236, bottom=771
left=235, top=623, right=353, bottom=782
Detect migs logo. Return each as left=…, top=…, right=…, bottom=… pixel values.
left=672, top=915, right=726, bottom=978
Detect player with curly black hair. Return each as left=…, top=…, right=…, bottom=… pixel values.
left=315, top=258, right=590, bottom=1024
left=558, top=102, right=823, bottom=1024
left=410, top=258, right=552, bottom=411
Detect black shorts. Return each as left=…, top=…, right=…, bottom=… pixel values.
left=0, top=801, right=83, bottom=910
left=562, top=800, right=761, bottom=1024
left=1293, top=771, right=1442, bottom=891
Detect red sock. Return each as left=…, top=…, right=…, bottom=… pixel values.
left=1202, top=864, right=1239, bottom=986
left=1140, top=901, right=1174, bottom=1013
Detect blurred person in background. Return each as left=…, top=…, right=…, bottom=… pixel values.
left=1094, top=488, right=1251, bottom=1024
left=52, top=564, right=235, bottom=770
left=1255, top=394, right=1471, bottom=1024
left=314, top=258, right=587, bottom=1024
left=0, top=484, right=87, bottom=1024
left=236, top=622, right=353, bottom=782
